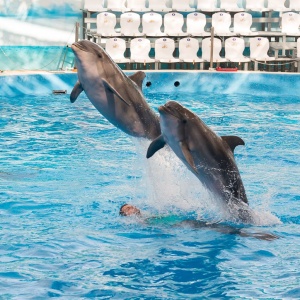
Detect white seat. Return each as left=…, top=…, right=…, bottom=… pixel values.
left=105, top=38, right=130, bottom=63
left=249, top=37, right=275, bottom=61
left=96, top=12, right=119, bottom=36
left=212, top=12, right=233, bottom=35
left=197, top=0, right=220, bottom=12
left=245, top=0, right=268, bottom=12
left=164, top=12, right=186, bottom=36
left=148, top=0, right=171, bottom=12
left=225, top=37, right=251, bottom=62
left=179, top=37, right=203, bottom=63
left=126, top=0, right=150, bottom=12
left=107, top=0, right=127, bottom=12
left=220, top=0, right=244, bottom=12
left=186, top=12, right=209, bottom=36
left=84, top=0, right=106, bottom=12
left=172, top=0, right=195, bottom=12
left=142, top=12, right=164, bottom=36
left=130, top=38, right=155, bottom=63
left=267, top=0, right=289, bottom=12
left=155, top=38, right=180, bottom=63
left=234, top=12, right=254, bottom=35
left=120, top=12, right=142, bottom=36
left=290, top=0, right=300, bottom=11
left=281, top=12, right=300, bottom=35
left=202, top=37, right=227, bottom=62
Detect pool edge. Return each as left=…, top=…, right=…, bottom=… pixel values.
left=1, top=70, right=300, bottom=97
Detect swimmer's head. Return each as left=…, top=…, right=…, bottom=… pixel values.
left=119, top=204, right=141, bottom=217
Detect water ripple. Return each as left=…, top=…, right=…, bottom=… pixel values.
left=0, top=93, right=299, bottom=298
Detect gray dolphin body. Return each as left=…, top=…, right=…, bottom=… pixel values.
left=70, top=40, right=161, bottom=140
left=147, top=101, right=252, bottom=223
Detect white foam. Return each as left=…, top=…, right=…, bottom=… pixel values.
left=130, top=138, right=281, bottom=226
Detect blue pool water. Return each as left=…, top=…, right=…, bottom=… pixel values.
left=0, top=74, right=300, bottom=298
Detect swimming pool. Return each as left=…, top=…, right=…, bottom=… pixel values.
left=0, top=72, right=299, bottom=298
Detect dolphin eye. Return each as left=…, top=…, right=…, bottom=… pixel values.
left=182, top=119, right=187, bottom=124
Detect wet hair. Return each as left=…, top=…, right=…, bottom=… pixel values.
left=119, top=203, right=129, bottom=216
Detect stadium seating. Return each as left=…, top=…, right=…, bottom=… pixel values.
left=126, top=0, right=149, bottom=12
left=220, top=0, right=244, bottom=12
left=281, top=12, right=300, bottom=35
left=107, top=0, right=127, bottom=12
left=130, top=38, right=155, bottom=64
left=172, top=0, right=195, bottom=12
left=84, top=0, right=106, bottom=12
left=225, top=37, right=251, bottom=70
left=212, top=12, right=233, bottom=35
left=179, top=37, right=204, bottom=64
left=197, top=0, right=220, bottom=12
left=142, top=12, right=164, bottom=36
left=120, top=12, right=142, bottom=36
left=186, top=12, right=209, bottom=36
left=233, top=12, right=254, bottom=35
left=81, top=3, right=300, bottom=71
left=290, top=0, right=300, bottom=11
left=105, top=38, right=130, bottom=63
left=267, top=0, right=289, bottom=12
left=245, top=0, right=268, bottom=12
left=96, top=12, right=119, bottom=37
left=164, top=12, right=186, bottom=36
left=202, top=37, right=227, bottom=62
left=155, top=38, right=181, bottom=64
left=249, top=37, right=275, bottom=61
left=148, top=0, right=171, bottom=12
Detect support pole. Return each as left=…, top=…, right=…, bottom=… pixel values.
left=75, top=22, right=80, bottom=42
left=210, top=27, right=214, bottom=70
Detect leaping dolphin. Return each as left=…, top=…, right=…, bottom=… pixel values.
left=70, top=40, right=161, bottom=140
left=146, top=101, right=252, bottom=223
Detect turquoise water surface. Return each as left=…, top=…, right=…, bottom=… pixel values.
left=0, top=75, right=299, bottom=298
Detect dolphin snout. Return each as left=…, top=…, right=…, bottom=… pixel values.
left=158, top=105, right=165, bottom=112
left=71, top=42, right=81, bottom=50
left=158, top=105, right=169, bottom=115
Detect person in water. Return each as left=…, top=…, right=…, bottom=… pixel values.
left=119, top=203, right=279, bottom=241
left=119, top=203, right=141, bottom=217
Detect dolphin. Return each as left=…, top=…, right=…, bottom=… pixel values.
left=146, top=101, right=252, bottom=223
left=70, top=40, right=161, bottom=140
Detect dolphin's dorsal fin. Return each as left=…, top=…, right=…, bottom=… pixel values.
left=221, top=136, right=245, bottom=153
left=70, top=81, right=83, bottom=103
left=129, top=71, right=146, bottom=91
left=102, top=79, right=131, bottom=106
left=146, top=135, right=166, bottom=158
left=180, top=142, right=198, bottom=174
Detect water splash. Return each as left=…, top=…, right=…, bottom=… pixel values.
left=130, top=138, right=281, bottom=226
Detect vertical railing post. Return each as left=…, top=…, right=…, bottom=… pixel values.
left=72, top=22, right=80, bottom=71
left=210, top=27, right=214, bottom=70
left=75, top=22, right=80, bottom=42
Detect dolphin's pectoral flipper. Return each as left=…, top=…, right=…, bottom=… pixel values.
left=129, top=71, right=146, bottom=91
left=102, top=79, right=131, bottom=106
left=221, top=136, right=245, bottom=153
left=70, top=81, right=83, bottom=103
left=180, top=142, right=198, bottom=174
left=146, top=135, right=166, bottom=158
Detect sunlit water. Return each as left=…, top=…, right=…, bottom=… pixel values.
left=0, top=90, right=299, bottom=299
